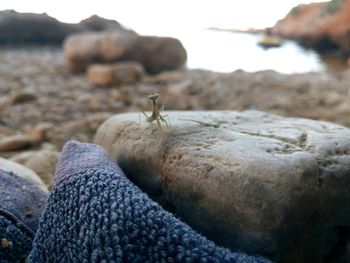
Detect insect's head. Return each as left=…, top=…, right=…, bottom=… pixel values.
left=148, top=93, right=159, bottom=100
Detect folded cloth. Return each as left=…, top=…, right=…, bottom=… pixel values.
left=29, top=141, right=272, bottom=263
left=0, top=170, right=48, bottom=262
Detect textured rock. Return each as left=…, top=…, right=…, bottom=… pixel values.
left=95, top=110, right=350, bottom=262
left=87, top=62, right=144, bottom=86
left=0, top=170, right=48, bottom=262
left=0, top=10, right=133, bottom=45
left=10, top=150, right=59, bottom=188
left=64, top=32, right=187, bottom=73
left=0, top=157, right=47, bottom=191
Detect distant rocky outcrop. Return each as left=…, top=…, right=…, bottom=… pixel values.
left=0, top=10, right=134, bottom=45
left=272, top=0, right=350, bottom=54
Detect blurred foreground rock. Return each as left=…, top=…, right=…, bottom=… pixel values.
left=95, top=110, right=350, bottom=262
left=0, top=10, right=134, bottom=45
left=0, top=157, right=47, bottom=191
left=87, top=62, right=144, bottom=86
left=10, top=150, right=60, bottom=188
left=64, top=32, right=187, bottom=73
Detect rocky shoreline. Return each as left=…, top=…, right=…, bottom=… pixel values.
left=272, top=0, right=350, bottom=57
left=0, top=47, right=350, bottom=153
left=0, top=46, right=350, bottom=261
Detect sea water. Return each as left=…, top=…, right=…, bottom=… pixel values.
left=145, top=29, right=343, bottom=74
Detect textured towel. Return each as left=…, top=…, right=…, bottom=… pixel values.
left=0, top=170, right=48, bottom=262
left=30, top=141, right=271, bottom=263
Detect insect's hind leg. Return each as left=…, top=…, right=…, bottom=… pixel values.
left=156, top=118, right=164, bottom=135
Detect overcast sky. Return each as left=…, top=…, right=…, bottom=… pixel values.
left=0, top=0, right=327, bottom=34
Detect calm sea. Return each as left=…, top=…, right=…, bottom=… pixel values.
left=154, top=29, right=346, bottom=74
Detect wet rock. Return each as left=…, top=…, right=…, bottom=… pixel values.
left=0, top=157, right=48, bottom=192
left=10, top=150, right=59, bottom=188
left=0, top=10, right=133, bottom=45
left=64, top=32, right=187, bottom=73
left=87, top=62, right=144, bottom=86
left=0, top=169, right=48, bottom=262
left=0, top=123, right=52, bottom=152
left=95, top=110, right=350, bottom=262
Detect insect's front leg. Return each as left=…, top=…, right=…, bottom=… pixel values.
left=159, top=114, right=169, bottom=128
left=141, top=110, right=150, bottom=121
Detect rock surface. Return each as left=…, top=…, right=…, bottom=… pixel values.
left=272, top=0, right=350, bottom=54
left=64, top=32, right=187, bottom=73
left=95, top=110, right=350, bottom=262
left=87, top=62, right=144, bottom=86
left=0, top=157, right=48, bottom=191
left=0, top=10, right=134, bottom=45
left=10, top=150, right=59, bottom=188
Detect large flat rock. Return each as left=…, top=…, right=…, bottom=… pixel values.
left=95, top=110, right=350, bottom=262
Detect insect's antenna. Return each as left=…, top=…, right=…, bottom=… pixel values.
left=157, top=80, right=164, bottom=93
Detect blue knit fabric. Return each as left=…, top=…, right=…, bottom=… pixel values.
left=29, top=141, right=272, bottom=263
left=0, top=169, right=48, bottom=262
left=0, top=214, right=32, bottom=262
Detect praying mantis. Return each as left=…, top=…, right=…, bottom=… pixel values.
left=140, top=87, right=169, bottom=132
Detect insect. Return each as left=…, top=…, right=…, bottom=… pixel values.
left=141, top=88, right=169, bottom=133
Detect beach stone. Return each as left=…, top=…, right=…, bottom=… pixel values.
left=87, top=62, right=144, bottom=86
left=0, top=123, right=52, bottom=152
left=95, top=110, right=350, bottom=262
left=11, top=90, right=37, bottom=104
left=0, top=157, right=48, bottom=192
left=64, top=32, right=187, bottom=73
left=10, top=150, right=59, bottom=188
